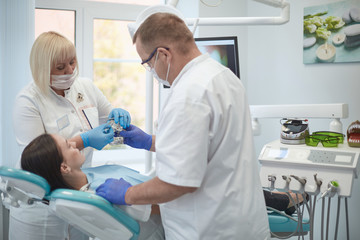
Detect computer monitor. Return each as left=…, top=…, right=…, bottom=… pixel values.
left=195, top=36, right=240, bottom=78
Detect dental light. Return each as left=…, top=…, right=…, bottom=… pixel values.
left=168, top=0, right=290, bottom=33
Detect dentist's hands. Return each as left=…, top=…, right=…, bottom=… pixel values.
left=108, top=108, right=131, bottom=129
left=80, top=123, right=114, bottom=150
left=96, top=178, right=132, bottom=205
left=119, top=124, right=152, bottom=150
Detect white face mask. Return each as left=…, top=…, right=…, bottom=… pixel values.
left=151, top=52, right=171, bottom=87
left=51, top=69, right=78, bottom=90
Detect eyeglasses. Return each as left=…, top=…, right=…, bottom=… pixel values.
left=305, top=131, right=345, bottom=147
left=141, top=47, right=169, bottom=71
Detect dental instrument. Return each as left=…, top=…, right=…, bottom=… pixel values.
left=108, top=118, right=124, bottom=145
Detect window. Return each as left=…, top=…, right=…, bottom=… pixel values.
left=92, top=18, right=159, bottom=172
left=93, top=19, right=146, bottom=129
left=35, top=9, right=75, bottom=43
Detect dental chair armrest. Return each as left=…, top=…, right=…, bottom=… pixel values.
left=50, top=189, right=140, bottom=239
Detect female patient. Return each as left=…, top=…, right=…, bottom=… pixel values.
left=21, top=133, right=164, bottom=240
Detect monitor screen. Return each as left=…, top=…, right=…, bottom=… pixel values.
left=195, top=36, right=240, bottom=78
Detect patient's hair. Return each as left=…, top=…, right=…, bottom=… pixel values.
left=21, top=134, right=74, bottom=191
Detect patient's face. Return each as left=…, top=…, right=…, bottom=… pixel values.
left=51, top=134, right=85, bottom=169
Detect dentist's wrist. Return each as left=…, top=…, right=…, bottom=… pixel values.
left=144, top=134, right=153, bottom=150
left=80, top=133, right=89, bottom=148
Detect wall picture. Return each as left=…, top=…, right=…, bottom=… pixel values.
left=303, top=0, right=360, bottom=64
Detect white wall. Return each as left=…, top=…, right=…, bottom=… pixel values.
left=0, top=0, right=34, bottom=167
left=0, top=2, right=5, bottom=238
left=197, top=0, right=360, bottom=239
left=0, top=0, right=5, bottom=167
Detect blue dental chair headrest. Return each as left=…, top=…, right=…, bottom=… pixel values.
left=0, top=166, right=50, bottom=198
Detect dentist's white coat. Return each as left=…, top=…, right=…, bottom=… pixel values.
left=156, top=54, right=270, bottom=240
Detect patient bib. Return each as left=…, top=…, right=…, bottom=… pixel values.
left=82, top=165, right=152, bottom=222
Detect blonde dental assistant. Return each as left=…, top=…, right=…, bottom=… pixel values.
left=97, top=11, right=270, bottom=240
left=10, top=31, right=131, bottom=240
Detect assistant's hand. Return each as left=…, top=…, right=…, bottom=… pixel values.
left=119, top=124, right=152, bottom=150
left=96, top=178, right=132, bottom=205
left=80, top=123, right=114, bottom=150
left=108, top=108, right=131, bottom=129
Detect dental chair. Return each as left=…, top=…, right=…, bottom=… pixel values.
left=267, top=209, right=310, bottom=238
left=0, top=166, right=310, bottom=239
left=0, top=166, right=139, bottom=240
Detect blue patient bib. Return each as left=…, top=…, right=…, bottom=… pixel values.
left=82, top=165, right=151, bottom=191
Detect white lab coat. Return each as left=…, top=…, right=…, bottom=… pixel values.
left=156, top=54, right=270, bottom=240
left=13, top=77, right=112, bottom=167
left=10, top=77, right=112, bottom=240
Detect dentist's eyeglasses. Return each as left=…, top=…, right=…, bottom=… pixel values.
left=305, top=131, right=345, bottom=147
left=141, top=47, right=169, bottom=71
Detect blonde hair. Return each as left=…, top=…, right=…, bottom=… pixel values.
left=29, top=31, right=78, bottom=95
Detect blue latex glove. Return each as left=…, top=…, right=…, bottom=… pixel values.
left=96, top=178, right=132, bottom=205
left=80, top=123, right=114, bottom=150
left=108, top=108, right=131, bottom=129
left=119, top=124, right=152, bottom=150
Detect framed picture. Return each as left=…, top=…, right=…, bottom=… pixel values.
left=303, top=0, right=360, bottom=64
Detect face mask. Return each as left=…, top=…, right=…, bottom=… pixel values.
left=151, top=52, right=171, bottom=87
left=51, top=68, right=78, bottom=90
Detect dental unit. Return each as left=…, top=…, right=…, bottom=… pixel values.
left=252, top=103, right=357, bottom=239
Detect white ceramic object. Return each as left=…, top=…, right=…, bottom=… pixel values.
left=303, top=37, right=316, bottom=48
left=316, top=43, right=336, bottom=62
left=332, top=33, right=346, bottom=46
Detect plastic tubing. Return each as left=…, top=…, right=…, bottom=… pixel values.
left=298, top=194, right=305, bottom=240
left=326, top=198, right=331, bottom=240
left=321, top=197, right=325, bottom=240
left=334, top=196, right=341, bottom=240
left=311, top=194, right=317, bottom=240
left=309, top=195, right=314, bottom=240
left=345, top=198, right=349, bottom=240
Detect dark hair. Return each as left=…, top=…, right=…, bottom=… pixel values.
left=21, top=134, right=75, bottom=191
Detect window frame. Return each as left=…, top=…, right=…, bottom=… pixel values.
left=35, top=0, right=161, bottom=173
left=35, top=0, right=150, bottom=78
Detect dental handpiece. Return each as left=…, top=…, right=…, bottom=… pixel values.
left=320, top=181, right=339, bottom=199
